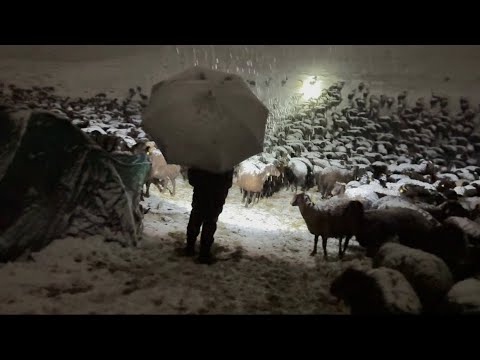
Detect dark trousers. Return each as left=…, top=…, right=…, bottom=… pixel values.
left=186, top=186, right=229, bottom=254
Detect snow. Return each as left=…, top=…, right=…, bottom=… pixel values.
left=349, top=182, right=398, bottom=198
left=454, top=186, right=466, bottom=196
left=387, top=178, right=436, bottom=192
left=436, top=173, right=459, bottom=181
left=0, top=180, right=371, bottom=314
left=389, top=174, right=410, bottom=182
left=344, top=186, right=380, bottom=208
left=82, top=125, right=107, bottom=135
left=456, top=169, right=476, bottom=182
left=459, top=197, right=480, bottom=211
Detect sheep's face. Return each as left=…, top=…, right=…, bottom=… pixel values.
left=331, top=182, right=346, bottom=197
left=291, top=193, right=307, bottom=206
left=132, top=142, right=148, bottom=155
left=330, top=268, right=366, bottom=300
left=442, top=201, right=469, bottom=219
left=265, top=164, right=281, bottom=178
left=291, top=193, right=300, bottom=206
left=437, top=179, right=455, bottom=191
left=351, top=165, right=361, bottom=180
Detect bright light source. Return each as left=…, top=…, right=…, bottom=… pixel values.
left=298, top=76, right=322, bottom=100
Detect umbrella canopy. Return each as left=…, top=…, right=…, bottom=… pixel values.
left=142, top=66, right=269, bottom=173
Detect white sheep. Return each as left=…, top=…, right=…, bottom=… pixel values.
left=236, top=160, right=280, bottom=207
left=446, top=278, right=480, bottom=314
left=373, top=242, right=454, bottom=312
left=286, top=158, right=312, bottom=192
left=330, top=267, right=422, bottom=315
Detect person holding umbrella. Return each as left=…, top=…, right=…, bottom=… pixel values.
left=142, top=66, right=269, bottom=264
left=184, top=167, right=234, bottom=264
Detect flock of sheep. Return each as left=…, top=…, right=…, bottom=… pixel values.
left=2, top=79, right=480, bottom=314
left=0, top=83, right=185, bottom=199
left=234, top=80, right=480, bottom=314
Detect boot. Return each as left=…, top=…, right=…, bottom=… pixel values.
left=184, top=238, right=196, bottom=257
left=197, top=237, right=215, bottom=265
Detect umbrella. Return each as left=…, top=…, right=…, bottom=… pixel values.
left=142, top=66, right=269, bottom=173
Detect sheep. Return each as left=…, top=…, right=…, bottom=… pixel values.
left=180, top=165, right=189, bottom=181
left=330, top=267, right=422, bottom=315
left=261, top=161, right=288, bottom=198
left=236, top=160, right=280, bottom=207
left=371, top=196, right=440, bottom=227
left=445, top=278, right=480, bottom=314
left=331, top=182, right=346, bottom=197
left=89, top=131, right=129, bottom=153
left=143, top=146, right=181, bottom=197
left=443, top=216, right=480, bottom=246
left=438, top=216, right=480, bottom=280
left=342, top=185, right=381, bottom=210
left=388, top=160, right=435, bottom=177
left=373, top=242, right=454, bottom=312
left=398, top=183, right=445, bottom=205
left=290, top=193, right=363, bottom=258
left=417, top=200, right=472, bottom=222
left=146, top=163, right=182, bottom=197
left=317, top=165, right=363, bottom=199
left=130, top=141, right=148, bottom=155
left=354, top=207, right=440, bottom=257
left=285, top=158, right=315, bottom=192
left=371, top=161, right=389, bottom=180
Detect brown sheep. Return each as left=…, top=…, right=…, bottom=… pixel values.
left=136, top=142, right=182, bottom=197
left=354, top=207, right=440, bottom=257
left=317, top=166, right=363, bottom=199
left=291, top=193, right=363, bottom=258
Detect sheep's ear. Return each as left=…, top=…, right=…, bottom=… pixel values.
left=290, top=193, right=298, bottom=205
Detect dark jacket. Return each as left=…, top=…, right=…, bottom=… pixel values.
left=188, top=168, right=234, bottom=191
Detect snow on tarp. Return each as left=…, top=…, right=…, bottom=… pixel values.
left=0, top=108, right=150, bottom=262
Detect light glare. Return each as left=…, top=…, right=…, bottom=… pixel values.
left=298, top=76, right=322, bottom=100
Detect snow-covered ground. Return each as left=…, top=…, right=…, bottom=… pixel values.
left=0, top=180, right=370, bottom=314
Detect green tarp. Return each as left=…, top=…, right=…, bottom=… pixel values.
left=0, top=107, right=150, bottom=262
